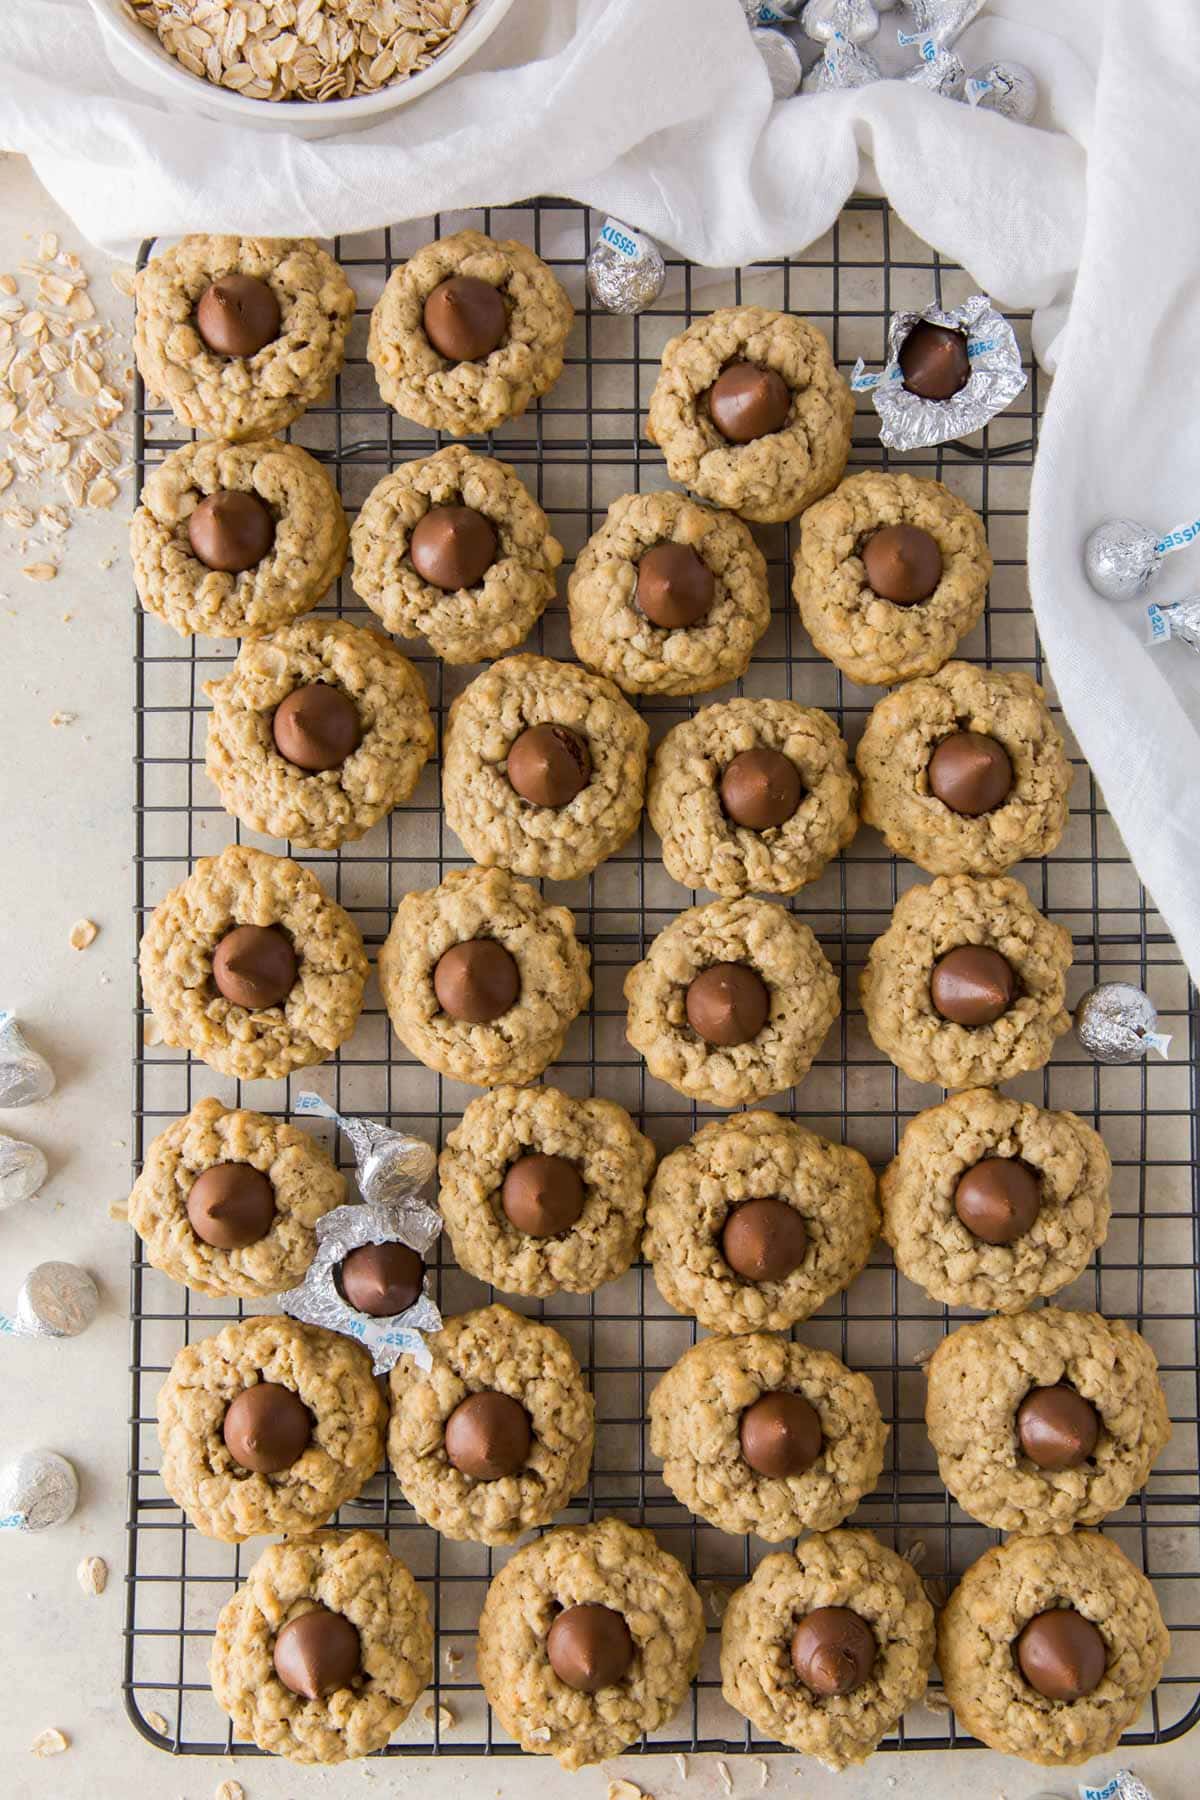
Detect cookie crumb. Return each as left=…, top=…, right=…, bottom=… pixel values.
left=146, top=1709, right=169, bottom=1735
left=913, top=1343, right=938, bottom=1369
left=22, top=562, right=57, bottom=581
left=716, top=1761, right=733, bottom=1796
left=77, top=1554, right=108, bottom=1595
left=68, top=917, right=98, bottom=950
left=31, top=1728, right=69, bottom=1757
left=444, top=1644, right=463, bottom=1671
left=528, top=1724, right=552, bottom=1742
left=922, top=1689, right=953, bottom=1714
left=423, top=1700, right=455, bottom=1730
left=141, top=1017, right=162, bottom=1047
left=50, top=710, right=76, bottom=727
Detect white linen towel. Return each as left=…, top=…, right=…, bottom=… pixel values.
left=3, top=0, right=1199, bottom=985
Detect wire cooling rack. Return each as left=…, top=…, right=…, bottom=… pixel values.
left=125, top=197, right=1200, bottom=1760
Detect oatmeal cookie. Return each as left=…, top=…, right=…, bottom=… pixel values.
left=131, top=437, right=347, bottom=640
left=139, top=843, right=368, bottom=1082
left=860, top=874, right=1072, bottom=1088
left=625, top=897, right=839, bottom=1106
left=128, top=1096, right=345, bottom=1300
left=794, top=471, right=992, bottom=686
left=442, top=655, right=648, bottom=881
left=387, top=1303, right=593, bottom=1544
left=644, top=1112, right=878, bottom=1333
left=646, top=307, right=853, bottom=523
left=857, top=661, right=1072, bottom=874
left=926, top=1309, right=1170, bottom=1534
left=880, top=1088, right=1112, bottom=1313
left=720, top=1528, right=935, bottom=1768
left=203, top=617, right=434, bottom=850
left=134, top=235, right=355, bottom=441
left=210, top=1530, right=431, bottom=1764
left=648, top=697, right=858, bottom=896
left=566, top=490, right=770, bottom=696
left=351, top=444, right=562, bottom=664
left=938, top=1532, right=1170, bottom=1765
left=368, top=229, right=573, bottom=434
left=438, top=1085, right=655, bottom=1297
left=377, top=865, right=590, bottom=1088
left=157, top=1316, right=385, bottom=1542
left=477, top=1515, right=705, bottom=1768
left=650, top=1334, right=886, bottom=1538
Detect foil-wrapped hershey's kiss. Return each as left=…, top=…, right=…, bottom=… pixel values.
left=1078, top=1773, right=1158, bottom=1800
left=0, top=1448, right=79, bottom=1531
left=0, top=1134, right=48, bottom=1209
left=753, top=26, right=806, bottom=97
left=1085, top=515, right=1200, bottom=601
left=1, top=1261, right=100, bottom=1339
left=851, top=293, right=1027, bottom=449
left=1074, top=984, right=1172, bottom=1066
left=292, top=1091, right=436, bottom=1207
left=802, top=29, right=882, bottom=92
left=0, top=1011, right=55, bottom=1107
left=801, top=0, right=880, bottom=46
left=280, top=1095, right=442, bottom=1373
left=586, top=218, right=666, bottom=316
left=742, top=1, right=803, bottom=23
left=1147, top=596, right=1200, bottom=652
left=966, top=60, right=1038, bottom=123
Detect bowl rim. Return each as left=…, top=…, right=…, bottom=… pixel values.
left=87, top=0, right=516, bottom=122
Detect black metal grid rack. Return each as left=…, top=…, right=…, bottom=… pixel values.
left=125, top=197, right=1200, bottom=1760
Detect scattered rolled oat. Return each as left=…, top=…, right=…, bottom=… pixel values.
left=141, top=1017, right=163, bottom=1047
left=673, top=1754, right=688, bottom=1780
left=22, top=562, right=57, bottom=581
left=214, top=1781, right=245, bottom=1800
left=922, top=1689, right=953, bottom=1715
left=146, top=1709, right=169, bottom=1735
left=754, top=1759, right=769, bottom=1789
left=423, top=1700, right=455, bottom=1730
left=903, top=1540, right=928, bottom=1569
left=68, top=918, right=98, bottom=950
left=701, top=1582, right=734, bottom=1622
left=31, top=1728, right=69, bottom=1757
left=77, top=1554, right=109, bottom=1595
left=913, top=1343, right=938, bottom=1369
left=607, top=1783, right=650, bottom=1800
left=444, top=1644, right=463, bottom=1671
left=716, top=1761, right=733, bottom=1796
left=50, top=710, right=76, bottom=727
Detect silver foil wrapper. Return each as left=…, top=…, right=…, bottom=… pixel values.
left=587, top=218, right=666, bottom=315
left=293, top=1092, right=436, bottom=1208
left=801, top=0, right=880, bottom=46
left=1147, top=596, right=1200, bottom=652
left=1075, top=984, right=1172, bottom=1065
left=277, top=1197, right=443, bottom=1374
left=1079, top=1774, right=1157, bottom=1800
left=743, top=0, right=803, bottom=20
left=752, top=26, right=805, bottom=98
left=1, top=1261, right=100, bottom=1339
left=1084, top=517, right=1174, bottom=601
left=906, top=0, right=988, bottom=43
left=0, top=1448, right=79, bottom=1531
left=803, top=31, right=882, bottom=92
left=905, top=46, right=964, bottom=96
left=0, top=1133, right=48, bottom=1209
left=0, top=1010, right=55, bottom=1107
left=966, top=60, right=1038, bottom=123
left=851, top=293, right=1027, bottom=448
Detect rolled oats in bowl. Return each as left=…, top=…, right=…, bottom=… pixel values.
left=122, top=0, right=478, bottom=104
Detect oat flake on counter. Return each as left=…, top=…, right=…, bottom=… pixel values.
left=124, top=0, right=476, bottom=103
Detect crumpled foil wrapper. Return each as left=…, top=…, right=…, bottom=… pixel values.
left=803, top=30, right=882, bottom=91
left=293, top=1092, right=436, bottom=1208
left=966, top=59, right=1038, bottom=123
left=1085, top=518, right=1164, bottom=601
left=276, top=1197, right=443, bottom=1375
left=801, top=0, right=879, bottom=46
left=1147, top=596, right=1200, bottom=652
left=1, top=1261, right=100, bottom=1340
left=0, top=1011, right=55, bottom=1107
left=0, top=1134, right=48, bottom=1209
left=1079, top=1773, right=1157, bottom=1800
left=907, top=0, right=988, bottom=42
left=1075, top=984, right=1172, bottom=1065
left=0, top=1448, right=79, bottom=1531
left=851, top=293, right=1027, bottom=447
left=752, top=26, right=805, bottom=97
left=587, top=218, right=666, bottom=315
left=905, top=46, right=964, bottom=95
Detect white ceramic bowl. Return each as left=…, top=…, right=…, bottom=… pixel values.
left=89, top=0, right=515, bottom=138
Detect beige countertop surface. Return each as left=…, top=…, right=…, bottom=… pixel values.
left=0, top=150, right=1193, bottom=1800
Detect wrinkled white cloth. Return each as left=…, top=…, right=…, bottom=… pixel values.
left=3, top=0, right=1199, bottom=983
